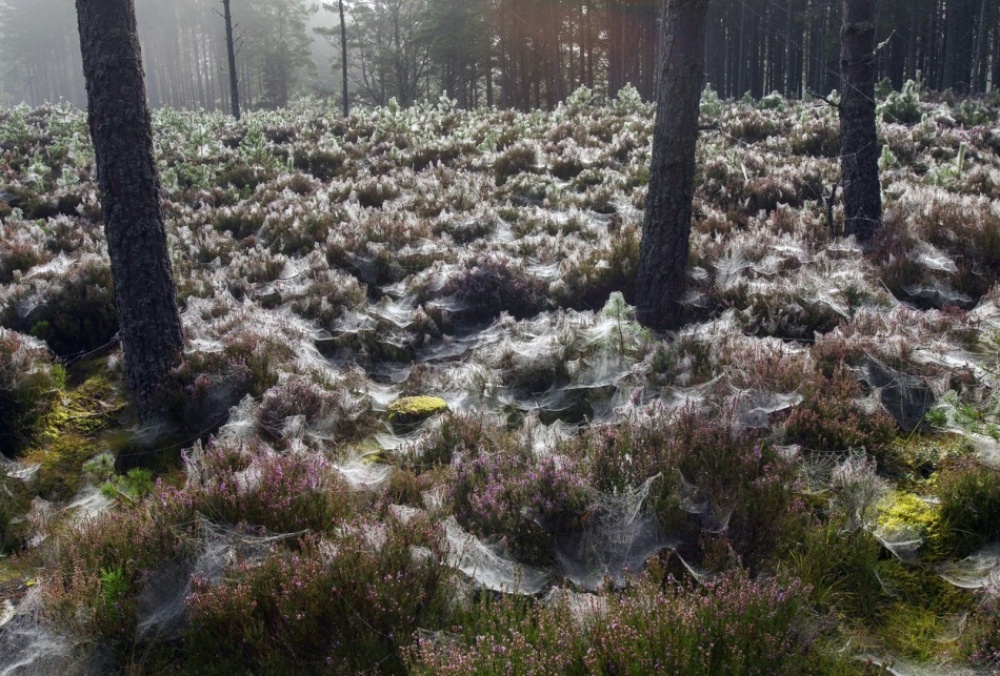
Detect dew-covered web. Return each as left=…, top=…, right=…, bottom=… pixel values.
left=134, top=516, right=305, bottom=640
left=0, top=588, right=82, bottom=676
left=553, top=474, right=680, bottom=591
left=5, top=91, right=1000, bottom=673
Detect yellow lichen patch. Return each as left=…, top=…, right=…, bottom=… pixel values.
left=387, top=396, right=448, bottom=425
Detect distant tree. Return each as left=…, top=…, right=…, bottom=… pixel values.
left=635, top=0, right=711, bottom=331
left=222, top=0, right=241, bottom=119
left=342, top=0, right=432, bottom=108
left=74, top=0, right=184, bottom=421
left=337, top=0, right=349, bottom=115
left=317, top=0, right=351, bottom=116
left=243, top=0, right=316, bottom=109
left=839, top=0, right=882, bottom=242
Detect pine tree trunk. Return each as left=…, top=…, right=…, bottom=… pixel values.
left=223, top=0, right=241, bottom=120
left=339, top=0, right=349, bottom=116
left=839, top=0, right=882, bottom=242
left=75, top=0, right=184, bottom=421
left=636, top=0, right=710, bottom=331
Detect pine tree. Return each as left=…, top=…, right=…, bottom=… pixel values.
left=636, top=0, right=711, bottom=331
left=74, top=0, right=184, bottom=421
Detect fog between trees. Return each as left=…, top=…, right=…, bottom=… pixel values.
left=1, top=0, right=997, bottom=112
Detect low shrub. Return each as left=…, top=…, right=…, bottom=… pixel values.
left=936, top=459, right=1000, bottom=557
left=411, top=569, right=842, bottom=675
left=184, top=521, right=451, bottom=674
left=580, top=406, right=801, bottom=572
left=183, top=438, right=356, bottom=533
left=436, top=253, right=549, bottom=322
left=449, top=447, right=591, bottom=565
left=45, top=496, right=197, bottom=642
left=0, top=329, right=65, bottom=455
left=494, top=143, right=538, bottom=185
left=2, top=256, right=118, bottom=357
left=783, top=368, right=897, bottom=454
left=292, top=147, right=346, bottom=181
left=0, top=463, right=31, bottom=552
left=552, top=223, right=640, bottom=310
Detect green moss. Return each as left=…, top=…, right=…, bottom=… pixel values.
left=936, top=460, right=1000, bottom=557
left=387, top=396, right=448, bottom=425
left=880, top=603, right=951, bottom=661
left=26, top=370, right=127, bottom=500
left=878, top=491, right=941, bottom=542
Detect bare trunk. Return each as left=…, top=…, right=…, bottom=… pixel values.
left=74, top=0, right=184, bottom=421
left=223, top=0, right=241, bottom=120
left=636, top=0, right=710, bottom=331
left=839, top=0, right=882, bottom=242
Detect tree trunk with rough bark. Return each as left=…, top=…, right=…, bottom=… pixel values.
left=223, top=0, right=241, bottom=120
left=636, top=0, right=710, bottom=331
left=839, top=0, right=882, bottom=242
left=75, top=0, right=184, bottom=421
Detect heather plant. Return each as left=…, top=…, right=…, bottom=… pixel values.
left=0, top=329, right=66, bottom=455
left=255, top=375, right=356, bottom=445
left=493, top=143, right=538, bottom=185
left=783, top=367, right=896, bottom=455
left=552, top=223, right=639, bottom=310
left=45, top=495, right=197, bottom=642
left=0, top=462, right=30, bottom=552
left=436, top=253, right=549, bottom=322
left=184, top=521, right=452, bottom=674
left=449, top=447, right=591, bottom=565
left=408, top=412, right=511, bottom=470
left=1, top=255, right=118, bottom=357
left=578, top=405, right=800, bottom=572
left=970, top=574, right=1000, bottom=667
left=936, top=458, right=1000, bottom=557
left=412, top=568, right=840, bottom=675
left=183, top=438, right=356, bottom=534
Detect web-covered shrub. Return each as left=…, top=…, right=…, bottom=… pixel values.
left=449, top=447, right=591, bottom=565
left=184, top=522, right=451, bottom=674
left=410, top=569, right=840, bottom=675
left=1, top=254, right=118, bottom=357
left=436, top=253, right=549, bottom=322
left=0, top=328, right=65, bottom=455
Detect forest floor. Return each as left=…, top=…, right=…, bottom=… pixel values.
left=2, top=85, right=1000, bottom=673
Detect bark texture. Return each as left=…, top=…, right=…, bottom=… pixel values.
left=839, top=0, right=882, bottom=243
left=636, top=0, right=710, bottom=331
left=223, top=0, right=241, bottom=120
left=75, top=0, right=184, bottom=421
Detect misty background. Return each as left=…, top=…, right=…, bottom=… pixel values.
left=0, top=0, right=996, bottom=113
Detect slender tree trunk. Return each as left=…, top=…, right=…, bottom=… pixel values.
left=636, top=0, right=710, bottom=331
left=975, top=0, right=990, bottom=92
left=338, top=0, right=349, bottom=116
left=222, top=0, right=241, bottom=120
left=74, top=0, right=184, bottom=421
left=839, top=0, right=882, bottom=242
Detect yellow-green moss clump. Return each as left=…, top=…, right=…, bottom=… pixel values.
left=878, top=492, right=940, bottom=541
left=24, top=370, right=126, bottom=500
left=387, top=396, right=448, bottom=425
